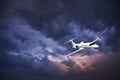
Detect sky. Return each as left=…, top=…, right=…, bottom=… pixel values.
left=0, top=0, right=120, bottom=80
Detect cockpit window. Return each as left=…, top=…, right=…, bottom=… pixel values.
left=89, top=43, right=95, bottom=46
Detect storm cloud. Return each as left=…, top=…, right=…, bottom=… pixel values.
left=0, top=0, right=120, bottom=80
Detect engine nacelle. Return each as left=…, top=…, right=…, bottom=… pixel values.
left=73, top=45, right=79, bottom=48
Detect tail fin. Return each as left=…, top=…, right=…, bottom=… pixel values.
left=64, top=38, right=75, bottom=44
left=64, top=38, right=76, bottom=47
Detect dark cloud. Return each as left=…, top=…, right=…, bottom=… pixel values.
left=1, top=54, right=120, bottom=80
left=0, top=16, right=118, bottom=80
left=0, top=0, right=120, bottom=80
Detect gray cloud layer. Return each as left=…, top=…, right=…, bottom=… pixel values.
left=0, top=16, right=116, bottom=75
left=0, top=0, right=120, bottom=80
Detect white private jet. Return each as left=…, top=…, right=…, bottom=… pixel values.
left=64, top=36, right=101, bottom=57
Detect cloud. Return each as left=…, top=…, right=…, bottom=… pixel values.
left=46, top=52, right=111, bottom=75
left=0, top=16, right=117, bottom=76
left=3, top=17, right=67, bottom=54
left=0, top=0, right=120, bottom=80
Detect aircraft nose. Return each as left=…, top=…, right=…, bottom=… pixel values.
left=95, top=44, right=99, bottom=48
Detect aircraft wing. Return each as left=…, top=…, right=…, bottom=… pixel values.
left=65, top=48, right=84, bottom=57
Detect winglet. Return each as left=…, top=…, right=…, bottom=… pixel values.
left=96, top=36, right=102, bottom=41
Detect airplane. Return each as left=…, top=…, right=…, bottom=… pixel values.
left=64, top=36, right=101, bottom=57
